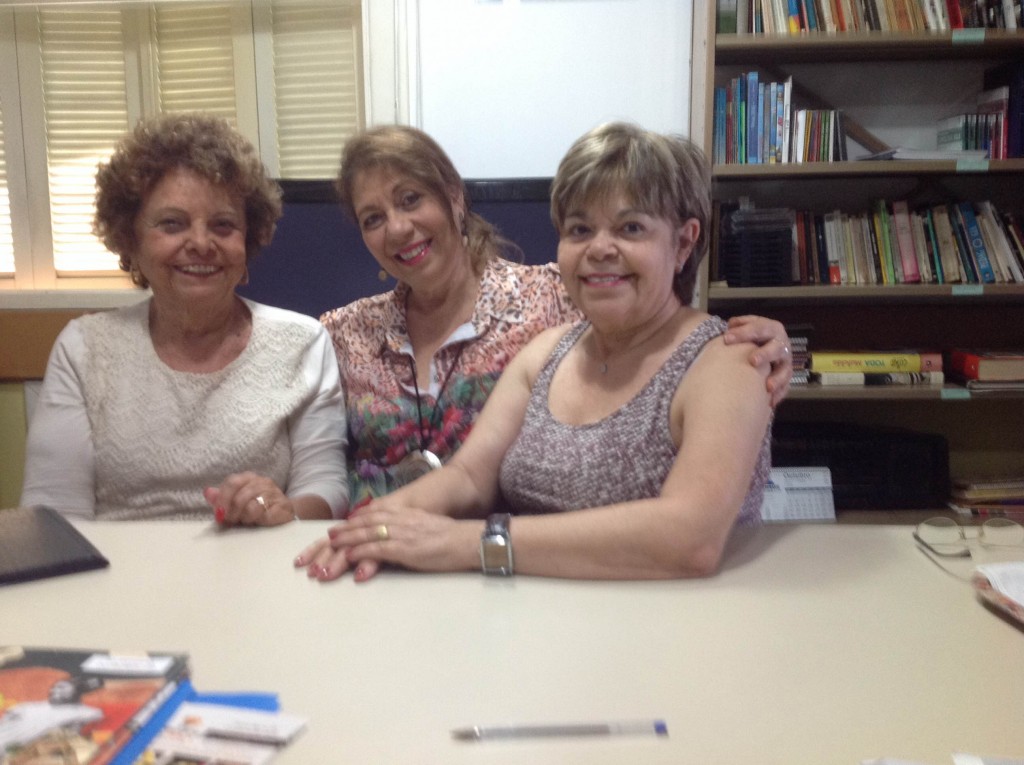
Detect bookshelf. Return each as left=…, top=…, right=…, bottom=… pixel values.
left=691, top=7, right=1024, bottom=505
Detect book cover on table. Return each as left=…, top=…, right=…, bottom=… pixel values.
left=0, top=646, right=190, bottom=765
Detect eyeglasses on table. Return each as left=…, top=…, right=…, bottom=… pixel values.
left=913, top=516, right=1024, bottom=559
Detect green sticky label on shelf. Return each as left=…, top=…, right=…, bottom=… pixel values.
left=941, top=388, right=971, bottom=400
left=952, top=284, right=984, bottom=296
left=956, top=159, right=989, bottom=172
left=951, top=29, right=986, bottom=44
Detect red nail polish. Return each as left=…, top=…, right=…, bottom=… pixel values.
left=215, top=507, right=226, bottom=524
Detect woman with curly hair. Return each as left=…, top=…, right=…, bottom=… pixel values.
left=21, top=113, right=348, bottom=524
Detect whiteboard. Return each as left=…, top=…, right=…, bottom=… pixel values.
left=415, top=0, right=692, bottom=179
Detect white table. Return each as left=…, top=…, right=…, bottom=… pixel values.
left=2, top=520, right=1021, bottom=764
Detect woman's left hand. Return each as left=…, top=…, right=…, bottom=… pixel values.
left=722, top=315, right=793, bottom=408
left=294, top=508, right=480, bottom=583
left=204, top=472, right=297, bottom=526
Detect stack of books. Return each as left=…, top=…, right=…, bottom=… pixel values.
left=809, top=350, right=945, bottom=387
left=0, top=646, right=307, bottom=764
left=949, top=349, right=1024, bottom=393
left=950, top=476, right=1024, bottom=518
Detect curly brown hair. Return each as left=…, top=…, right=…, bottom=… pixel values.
left=93, top=113, right=282, bottom=288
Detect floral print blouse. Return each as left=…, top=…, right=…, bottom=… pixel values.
left=321, top=257, right=580, bottom=509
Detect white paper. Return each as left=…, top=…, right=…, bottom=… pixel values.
left=974, top=562, right=1024, bottom=608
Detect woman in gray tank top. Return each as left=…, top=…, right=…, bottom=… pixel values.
left=296, top=123, right=775, bottom=581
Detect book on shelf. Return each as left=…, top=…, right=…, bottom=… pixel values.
left=0, top=645, right=191, bottom=765
left=953, top=202, right=998, bottom=284
left=949, top=349, right=1024, bottom=381
left=951, top=502, right=1024, bottom=518
left=952, top=474, right=1024, bottom=501
left=0, top=505, right=109, bottom=586
left=812, top=370, right=945, bottom=386
left=983, top=61, right=1024, bottom=159
left=855, top=146, right=988, bottom=161
left=718, top=0, right=739, bottom=32
left=809, top=351, right=943, bottom=374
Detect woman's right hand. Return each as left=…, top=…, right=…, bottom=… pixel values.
left=294, top=526, right=364, bottom=581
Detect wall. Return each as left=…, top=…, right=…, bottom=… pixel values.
left=414, top=0, right=692, bottom=178
left=240, top=179, right=558, bottom=317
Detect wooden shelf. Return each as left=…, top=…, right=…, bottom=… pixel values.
left=713, top=159, right=1024, bottom=179
left=787, top=384, right=1024, bottom=401
left=707, top=283, right=1024, bottom=305
left=715, top=30, right=1024, bottom=64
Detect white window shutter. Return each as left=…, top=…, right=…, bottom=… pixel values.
left=270, top=0, right=362, bottom=178
left=39, top=8, right=130, bottom=275
left=0, top=97, right=13, bottom=276
left=154, top=4, right=238, bottom=121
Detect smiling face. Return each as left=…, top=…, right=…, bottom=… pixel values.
left=132, top=167, right=248, bottom=308
left=351, top=166, right=468, bottom=291
left=557, top=190, right=698, bottom=335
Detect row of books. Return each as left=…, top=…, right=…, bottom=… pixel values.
left=717, top=0, right=1021, bottom=35
left=799, top=349, right=1024, bottom=389
left=937, top=65, right=1024, bottom=159
left=0, top=645, right=306, bottom=764
left=714, top=198, right=1024, bottom=286
left=713, top=73, right=852, bottom=165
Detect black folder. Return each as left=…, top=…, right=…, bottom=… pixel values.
left=0, top=505, right=109, bottom=585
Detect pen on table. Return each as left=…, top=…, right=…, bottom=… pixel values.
left=451, top=720, right=668, bottom=741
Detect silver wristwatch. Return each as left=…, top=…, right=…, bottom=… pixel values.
left=480, top=513, right=513, bottom=576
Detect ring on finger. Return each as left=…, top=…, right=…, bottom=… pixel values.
left=375, top=524, right=390, bottom=542
left=255, top=494, right=268, bottom=514
left=782, top=345, right=790, bottom=357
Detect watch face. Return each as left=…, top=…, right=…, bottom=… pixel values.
left=482, top=537, right=511, bottom=572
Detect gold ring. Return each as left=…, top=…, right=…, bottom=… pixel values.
left=255, top=495, right=268, bottom=513
left=375, top=524, right=390, bottom=542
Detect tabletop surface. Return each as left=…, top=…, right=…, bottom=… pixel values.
left=2, top=519, right=1022, bottom=764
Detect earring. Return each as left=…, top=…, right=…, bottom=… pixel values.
left=460, top=213, right=469, bottom=248
left=378, top=269, right=388, bottom=282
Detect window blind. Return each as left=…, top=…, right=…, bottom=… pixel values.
left=39, top=9, right=130, bottom=275
left=271, top=0, right=361, bottom=178
left=0, top=96, right=14, bottom=276
left=154, top=4, right=238, bottom=121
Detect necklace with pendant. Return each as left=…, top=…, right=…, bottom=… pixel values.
left=393, top=342, right=466, bottom=485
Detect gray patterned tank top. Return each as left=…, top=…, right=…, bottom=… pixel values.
left=498, top=317, right=771, bottom=526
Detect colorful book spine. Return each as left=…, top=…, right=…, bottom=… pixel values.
left=956, top=202, right=997, bottom=283
left=891, top=200, right=922, bottom=283
left=787, top=0, right=802, bottom=32
left=950, top=350, right=1024, bottom=381
left=810, top=351, right=943, bottom=374
left=747, top=71, right=759, bottom=164
left=813, top=371, right=945, bottom=385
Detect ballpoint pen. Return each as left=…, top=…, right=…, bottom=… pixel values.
left=451, top=720, right=668, bottom=741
